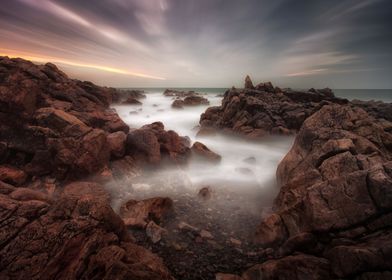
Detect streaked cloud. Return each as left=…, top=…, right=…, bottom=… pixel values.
left=0, top=0, right=390, bottom=88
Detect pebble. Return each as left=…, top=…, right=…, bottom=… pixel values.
left=229, top=238, right=242, bottom=247
left=200, top=229, right=214, bottom=239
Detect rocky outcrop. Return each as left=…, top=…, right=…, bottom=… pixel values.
left=0, top=181, right=173, bottom=279
left=171, top=95, right=210, bottom=108
left=112, top=89, right=146, bottom=103
left=120, top=197, right=174, bottom=228
left=199, top=77, right=347, bottom=138
left=244, top=75, right=254, bottom=90
left=252, top=104, right=392, bottom=279
left=0, top=56, right=129, bottom=180
left=126, top=122, right=191, bottom=165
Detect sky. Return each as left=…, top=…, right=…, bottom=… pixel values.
left=0, top=0, right=391, bottom=88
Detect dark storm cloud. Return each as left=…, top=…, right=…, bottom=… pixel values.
left=0, top=0, right=391, bottom=87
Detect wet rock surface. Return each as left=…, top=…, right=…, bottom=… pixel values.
left=165, top=89, right=210, bottom=108
left=2, top=58, right=392, bottom=279
left=199, top=76, right=347, bottom=138
left=0, top=181, right=173, bottom=280
left=0, top=56, right=127, bottom=180
left=128, top=188, right=269, bottom=280
left=252, top=104, right=392, bottom=279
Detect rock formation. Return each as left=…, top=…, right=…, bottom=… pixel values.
left=0, top=181, right=173, bottom=279
left=0, top=56, right=184, bottom=279
left=246, top=104, right=392, bottom=279
left=199, top=77, right=347, bottom=138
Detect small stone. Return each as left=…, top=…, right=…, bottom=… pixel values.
left=145, top=221, right=166, bottom=243
left=198, top=186, right=212, bottom=200
left=178, top=221, right=199, bottom=233
left=243, top=156, right=256, bottom=164
left=200, top=229, right=214, bottom=239
left=229, top=237, right=242, bottom=246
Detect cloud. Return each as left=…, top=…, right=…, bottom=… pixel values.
left=0, top=0, right=390, bottom=88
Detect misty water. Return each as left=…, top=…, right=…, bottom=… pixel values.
left=111, top=89, right=294, bottom=213
left=110, top=88, right=392, bottom=211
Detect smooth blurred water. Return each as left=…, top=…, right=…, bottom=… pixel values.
left=113, top=89, right=293, bottom=199
left=334, top=89, right=392, bottom=102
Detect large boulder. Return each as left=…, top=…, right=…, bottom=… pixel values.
left=191, top=141, right=221, bottom=163
left=253, top=104, right=392, bottom=278
left=119, top=197, right=174, bottom=228
left=0, top=181, right=173, bottom=279
left=126, top=122, right=191, bottom=165
left=0, top=56, right=129, bottom=180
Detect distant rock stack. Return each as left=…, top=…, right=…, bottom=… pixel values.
left=244, top=75, right=255, bottom=89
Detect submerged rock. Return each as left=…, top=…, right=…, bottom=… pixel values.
left=191, top=141, right=221, bottom=163
left=198, top=186, right=212, bottom=200
left=122, top=96, right=142, bottom=105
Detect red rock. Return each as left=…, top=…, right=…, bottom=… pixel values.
left=242, top=254, right=331, bottom=280
left=0, top=178, right=173, bottom=279
left=0, top=57, right=129, bottom=180
left=120, top=197, right=173, bottom=228
left=254, top=213, right=288, bottom=247
left=146, top=221, right=167, bottom=243
left=199, top=82, right=347, bottom=137
left=216, top=273, right=244, bottom=280
left=107, top=131, right=127, bottom=158
left=183, top=95, right=209, bottom=106
left=191, top=141, right=221, bottom=163
left=9, top=187, right=50, bottom=202
left=0, top=165, right=27, bottom=185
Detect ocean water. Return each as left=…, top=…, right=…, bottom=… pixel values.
left=112, top=88, right=293, bottom=207
left=110, top=88, right=391, bottom=208
left=334, top=89, right=392, bottom=102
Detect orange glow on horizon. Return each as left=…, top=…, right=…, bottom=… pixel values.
left=0, top=49, right=166, bottom=80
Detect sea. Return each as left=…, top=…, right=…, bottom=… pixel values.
left=110, top=88, right=392, bottom=209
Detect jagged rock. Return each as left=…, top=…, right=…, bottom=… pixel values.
left=146, top=221, right=167, bottom=243
left=183, top=95, right=210, bottom=106
left=199, top=82, right=347, bottom=138
left=242, top=254, right=331, bottom=280
left=191, top=141, right=221, bottom=163
left=120, top=197, right=174, bottom=228
left=0, top=181, right=173, bottom=279
left=122, top=97, right=142, bottom=105
left=252, top=104, right=392, bottom=278
left=216, top=273, right=243, bottom=280
left=126, top=122, right=191, bottom=165
left=107, top=131, right=127, bottom=158
left=244, top=75, right=254, bottom=89
left=0, top=56, right=128, bottom=180
left=0, top=165, right=27, bottom=185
